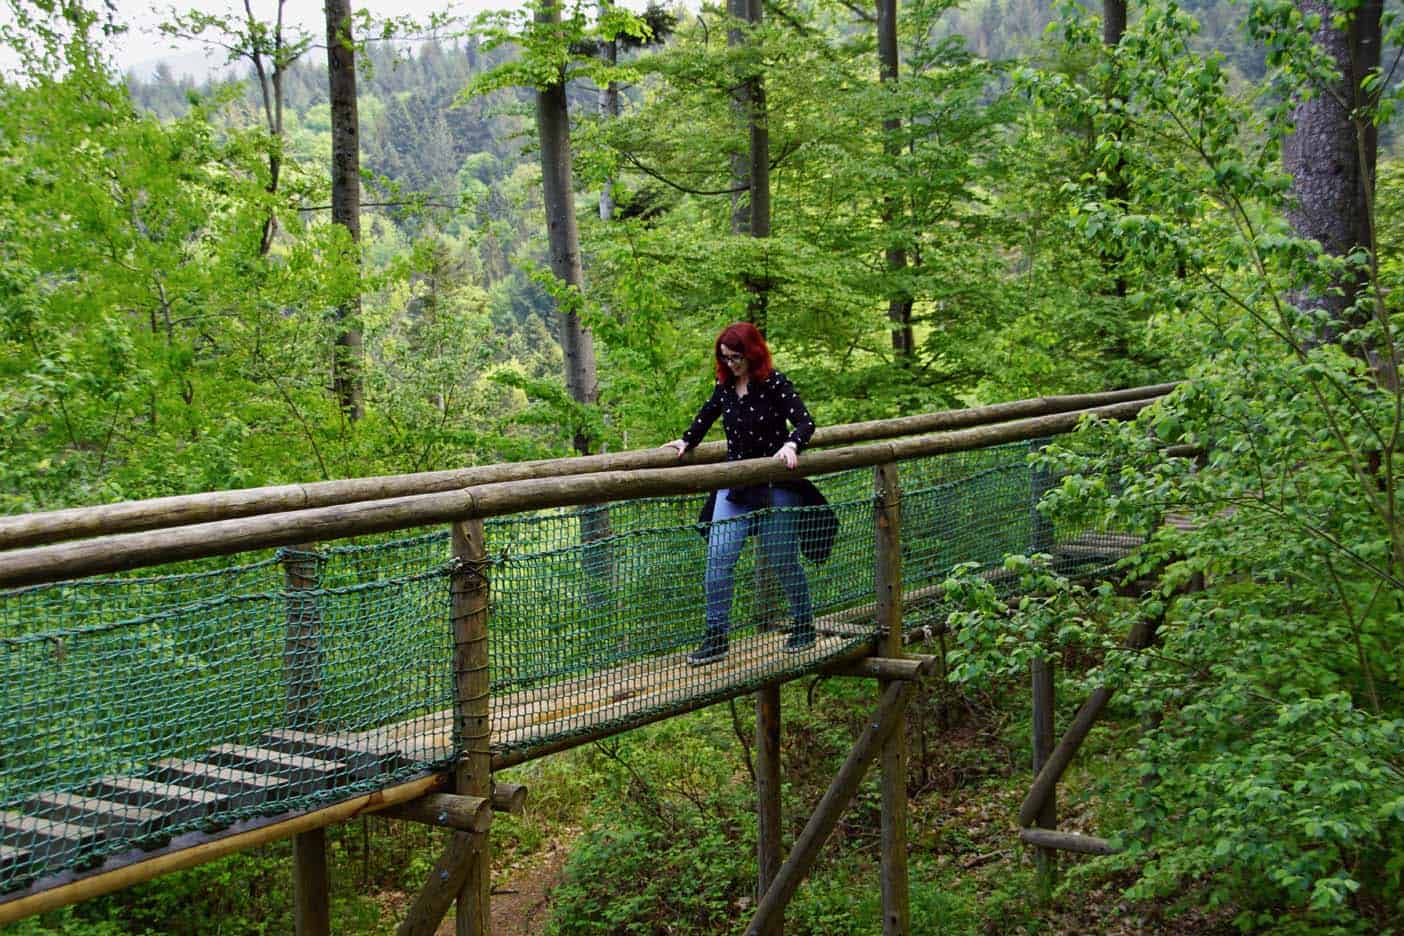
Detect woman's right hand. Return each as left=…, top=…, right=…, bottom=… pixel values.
left=663, top=439, right=687, bottom=458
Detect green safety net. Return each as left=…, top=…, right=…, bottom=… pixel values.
left=0, top=440, right=1134, bottom=895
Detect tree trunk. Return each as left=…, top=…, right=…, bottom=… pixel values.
left=599, top=2, right=619, bottom=223
left=536, top=0, right=613, bottom=596
left=728, top=0, right=752, bottom=238
left=1103, top=0, right=1126, bottom=47
left=1283, top=0, right=1381, bottom=339
left=535, top=0, right=600, bottom=454
left=877, top=0, right=912, bottom=359
left=325, top=0, right=364, bottom=422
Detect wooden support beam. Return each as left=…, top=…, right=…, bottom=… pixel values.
left=396, top=519, right=493, bottom=936
left=1030, top=656, right=1057, bottom=893
left=379, top=795, right=491, bottom=833
left=823, top=655, right=936, bottom=681
left=1019, top=616, right=1160, bottom=828
left=874, top=462, right=910, bottom=936
left=292, top=827, right=330, bottom=936
left=490, top=783, right=527, bottom=817
left=754, top=685, right=782, bottom=936
left=1019, top=828, right=1120, bottom=855
left=744, top=680, right=913, bottom=936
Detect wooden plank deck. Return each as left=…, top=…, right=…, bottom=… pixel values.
left=0, top=534, right=1144, bottom=907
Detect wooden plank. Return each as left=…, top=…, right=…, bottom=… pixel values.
left=153, top=759, right=290, bottom=799
left=205, top=745, right=346, bottom=775
left=259, top=729, right=384, bottom=766
left=92, top=777, right=222, bottom=806
left=26, top=795, right=166, bottom=830
left=0, top=812, right=101, bottom=843
left=0, top=844, right=31, bottom=870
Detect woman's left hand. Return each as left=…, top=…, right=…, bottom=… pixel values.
left=773, top=442, right=798, bottom=470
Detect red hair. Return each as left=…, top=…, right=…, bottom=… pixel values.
left=713, top=322, right=774, bottom=383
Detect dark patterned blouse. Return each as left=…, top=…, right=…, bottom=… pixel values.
left=680, top=371, right=816, bottom=461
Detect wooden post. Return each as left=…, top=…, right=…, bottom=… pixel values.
left=1029, top=439, right=1054, bottom=555
left=1030, top=656, right=1056, bottom=896
left=283, top=546, right=329, bottom=936
left=292, top=827, right=331, bottom=936
left=282, top=546, right=324, bottom=731
left=754, top=685, right=782, bottom=936
left=874, top=463, right=910, bottom=936
left=454, top=519, right=492, bottom=936
left=745, top=681, right=913, bottom=936
left=396, top=520, right=492, bottom=936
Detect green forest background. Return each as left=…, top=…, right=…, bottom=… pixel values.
left=2, top=0, right=1401, bottom=932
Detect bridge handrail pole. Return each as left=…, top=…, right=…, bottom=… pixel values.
left=396, top=519, right=493, bottom=936
left=0, top=398, right=1169, bottom=591
left=453, top=518, right=492, bottom=935
left=0, top=384, right=1178, bottom=551
left=282, top=544, right=331, bottom=936
left=875, top=462, right=910, bottom=935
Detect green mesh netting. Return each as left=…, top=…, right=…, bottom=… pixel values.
left=0, top=440, right=1132, bottom=895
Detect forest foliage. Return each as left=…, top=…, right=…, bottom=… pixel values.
left=1, top=0, right=1401, bottom=931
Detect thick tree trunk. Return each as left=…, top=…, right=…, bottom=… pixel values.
left=727, top=0, right=770, bottom=330
left=1103, top=0, right=1127, bottom=47
left=325, top=0, right=364, bottom=422
left=877, top=0, right=912, bottom=359
left=536, top=0, right=612, bottom=594
left=728, top=0, right=751, bottom=237
left=535, top=1, right=599, bottom=454
left=1283, top=0, right=1381, bottom=337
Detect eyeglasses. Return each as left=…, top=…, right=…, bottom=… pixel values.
left=718, top=351, right=746, bottom=364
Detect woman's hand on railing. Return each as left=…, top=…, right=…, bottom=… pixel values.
left=773, top=442, right=798, bottom=470
left=663, top=440, right=687, bottom=459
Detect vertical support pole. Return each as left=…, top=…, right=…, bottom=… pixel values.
left=1031, top=656, right=1057, bottom=896
left=754, top=685, right=782, bottom=936
left=1029, top=439, right=1054, bottom=557
left=282, top=546, right=324, bottom=731
left=293, top=828, right=332, bottom=936
left=453, top=520, right=492, bottom=936
left=875, top=462, right=910, bottom=936
left=283, top=546, right=329, bottom=936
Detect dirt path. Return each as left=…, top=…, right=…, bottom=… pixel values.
left=430, top=838, right=571, bottom=936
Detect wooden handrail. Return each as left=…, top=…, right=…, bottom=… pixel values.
left=0, top=384, right=1177, bottom=551
left=0, top=397, right=1167, bottom=590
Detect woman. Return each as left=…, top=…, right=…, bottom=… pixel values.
left=664, top=322, right=818, bottom=665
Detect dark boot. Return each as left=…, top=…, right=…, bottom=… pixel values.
left=783, top=621, right=816, bottom=653
left=688, top=626, right=729, bottom=666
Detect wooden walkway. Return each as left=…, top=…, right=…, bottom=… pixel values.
left=0, top=532, right=1139, bottom=908
left=0, top=622, right=875, bottom=906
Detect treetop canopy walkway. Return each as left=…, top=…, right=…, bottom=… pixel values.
left=0, top=384, right=1174, bottom=929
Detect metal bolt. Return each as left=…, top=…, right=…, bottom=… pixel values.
left=439, top=869, right=449, bottom=882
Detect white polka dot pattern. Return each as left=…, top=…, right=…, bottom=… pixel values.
left=679, top=371, right=816, bottom=461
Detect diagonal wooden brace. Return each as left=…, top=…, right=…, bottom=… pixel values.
left=744, top=680, right=914, bottom=936
left=1018, top=615, right=1160, bottom=828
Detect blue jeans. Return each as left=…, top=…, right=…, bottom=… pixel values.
left=705, top=487, right=813, bottom=633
